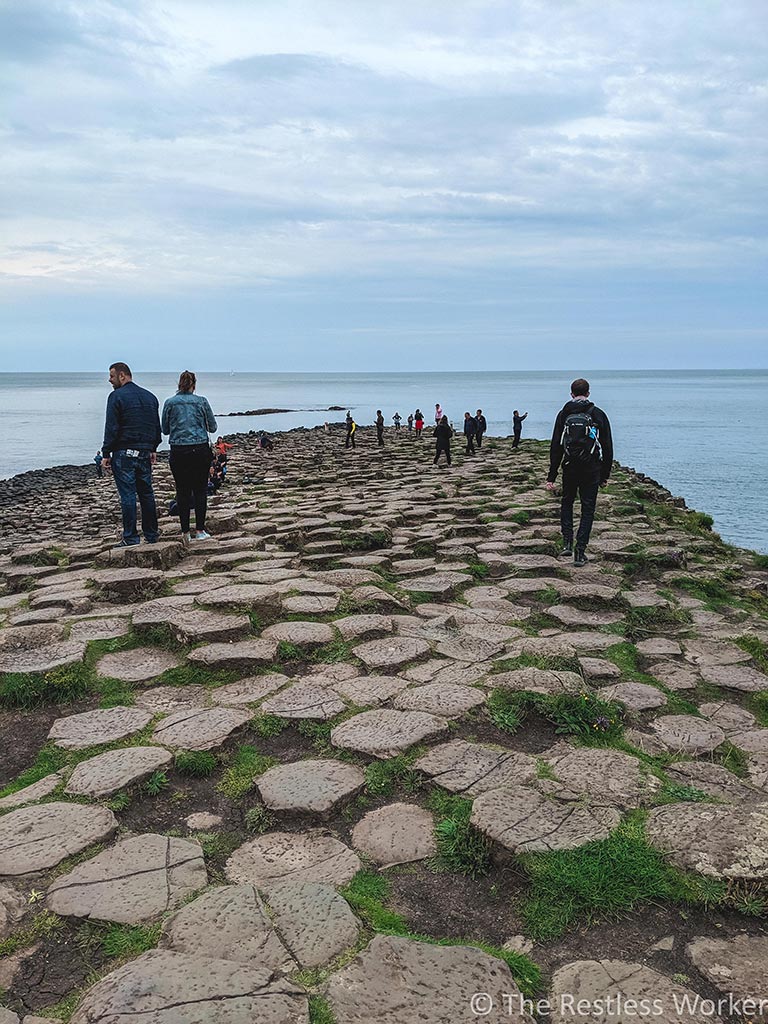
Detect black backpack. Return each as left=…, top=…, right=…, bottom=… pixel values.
left=562, top=410, right=602, bottom=464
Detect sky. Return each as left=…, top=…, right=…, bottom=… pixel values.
left=1, top=0, right=766, bottom=371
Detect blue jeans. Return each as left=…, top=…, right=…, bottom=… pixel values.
left=111, top=451, right=159, bottom=544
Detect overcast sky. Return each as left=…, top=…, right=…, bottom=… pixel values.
left=1, top=0, right=766, bottom=370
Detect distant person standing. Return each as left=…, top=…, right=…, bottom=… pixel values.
left=434, top=403, right=443, bottom=424
left=513, top=410, right=528, bottom=448
left=102, top=362, right=161, bottom=547
left=393, top=412, right=402, bottom=431
left=94, top=450, right=104, bottom=478
left=546, top=378, right=613, bottom=568
left=414, top=410, right=424, bottom=437
left=433, top=415, right=453, bottom=466
left=475, top=409, right=487, bottom=449
left=376, top=410, right=385, bottom=445
left=407, top=413, right=414, bottom=432
left=463, top=412, right=477, bottom=455
left=161, top=370, right=218, bottom=543
left=345, top=414, right=357, bottom=448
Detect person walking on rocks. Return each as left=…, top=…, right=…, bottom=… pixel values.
left=102, top=362, right=161, bottom=547
left=94, top=450, right=104, bottom=478
left=162, top=370, right=218, bottom=543
left=345, top=414, right=357, bottom=448
left=414, top=410, right=424, bottom=437
left=434, top=402, right=443, bottom=424
left=546, top=378, right=613, bottom=567
left=376, top=410, right=385, bottom=446
left=407, top=413, right=414, bottom=432
left=433, top=415, right=453, bottom=466
left=513, top=410, right=528, bottom=448
left=393, top=412, right=402, bottom=432
left=475, top=409, right=487, bottom=449
left=463, top=412, right=477, bottom=455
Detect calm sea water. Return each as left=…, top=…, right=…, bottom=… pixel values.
left=0, top=370, right=765, bottom=553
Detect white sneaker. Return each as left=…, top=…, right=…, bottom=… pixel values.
left=193, top=530, right=212, bottom=541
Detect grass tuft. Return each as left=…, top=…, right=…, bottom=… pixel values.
left=487, top=688, right=623, bottom=744
left=428, top=791, right=492, bottom=879
left=364, top=753, right=422, bottom=797
left=174, top=751, right=218, bottom=777
left=216, top=744, right=276, bottom=799
left=99, top=922, right=161, bottom=959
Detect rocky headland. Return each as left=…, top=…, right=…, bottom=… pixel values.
left=0, top=425, right=767, bottom=1023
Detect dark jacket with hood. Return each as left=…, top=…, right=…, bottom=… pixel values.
left=547, top=398, right=613, bottom=484
left=434, top=421, right=453, bottom=448
left=463, top=416, right=477, bottom=437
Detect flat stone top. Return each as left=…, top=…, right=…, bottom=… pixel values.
left=415, top=740, right=537, bottom=796
left=65, top=746, right=173, bottom=798
left=699, top=662, right=768, bottom=693
left=226, top=831, right=361, bottom=891
left=472, top=784, right=621, bottom=854
left=393, top=682, right=485, bottom=717
left=210, top=674, right=290, bottom=706
left=597, top=680, right=667, bottom=712
left=47, top=834, right=207, bottom=925
left=48, top=706, right=153, bottom=749
left=665, top=761, right=763, bottom=803
left=542, top=745, right=660, bottom=808
left=257, top=759, right=365, bottom=813
left=152, top=707, right=251, bottom=750
left=550, top=960, right=722, bottom=1024
left=331, top=709, right=449, bottom=759
left=0, top=802, right=117, bottom=876
left=650, top=714, right=726, bottom=755
left=69, top=949, right=306, bottom=1024
left=646, top=802, right=768, bottom=879
left=332, top=674, right=408, bottom=706
left=261, top=682, right=347, bottom=721
left=266, top=880, right=361, bottom=970
left=353, top=636, right=431, bottom=670
left=326, top=934, right=530, bottom=1024
left=95, top=647, right=181, bottom=682
left=684, top=639, right=753, bottom=666
left=491, top=666, right=585, bottom=696
left=0, top=772, right=63, bottom=811
left=261, top=620, right=336, bottom=645
left=351, top=803, right=437, bottom=868
left=686, top=933, right=768, bottom=1006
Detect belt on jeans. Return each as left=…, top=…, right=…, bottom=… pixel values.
left=116, top=449, right=150, bottom=458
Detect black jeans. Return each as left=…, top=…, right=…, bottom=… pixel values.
left=434, top=445, right=451, bottom=465
left=376, top=428, right=384, bottom=445
left=561, top=470, right=600, bottom=549
left=169, top=443, right=213, bottom=533
left=464, top=433, right=475, bottom=454
left=475, top=432, right=484, bottom=448
left=512, top=431, right=522, bottom=448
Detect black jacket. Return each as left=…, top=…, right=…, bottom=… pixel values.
left=434, top=422, right=453, bottom=447
left=476, top=415, right=487, bottom=435
left=102, top=381, right=161, bottom=456
left=463, top=416, right=477, bottom=437
left=547, top=399, right=613, bottom=484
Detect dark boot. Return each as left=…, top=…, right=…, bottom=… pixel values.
left=573, top=547, right=588, bottom=567
left=560, top=537, right=573, bottom=557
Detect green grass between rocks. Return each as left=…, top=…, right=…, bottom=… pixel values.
left=487, top=689, right=624, bottom=745
left=215, top=743, right=276, bottom=800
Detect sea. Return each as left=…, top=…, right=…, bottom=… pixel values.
left=0, top=370, right=766, bottom=554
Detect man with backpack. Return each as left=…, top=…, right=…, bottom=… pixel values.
left=545, top=378, right=613, bottom=567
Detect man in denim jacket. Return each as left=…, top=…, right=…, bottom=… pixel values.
left=102, top=362, right=161, bottom=546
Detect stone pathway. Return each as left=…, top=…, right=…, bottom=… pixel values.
left=1, top=429, right=767, bottom=1020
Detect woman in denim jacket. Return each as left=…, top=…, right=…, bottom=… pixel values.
left=161, top=370, right=217, bottom=542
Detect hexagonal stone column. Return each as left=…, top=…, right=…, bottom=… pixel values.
left=415, top=740, right=537, bottom=796
left=331, top=709, right=448, bottom=759
left=226, top=832, right=360, bottom=892
left=65, top=746, right=173, bottom=798
left=47, top=834, right=207, bottom=923
left=326, top=934, right=533, bottom=1023
left=351, top=803, right=437, bottom=867
left=257, top=759, right=365, bottom=813
left=267, top=880, right=360, bottom=968
left=152, top=707, right=251, bottom=750
left=48, top=707, right=153, bottom=749
left=646, top=803, right=768, bottom=879
left=0, top=803, right=117, bottom=875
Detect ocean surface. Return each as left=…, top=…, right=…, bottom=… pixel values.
left=0, top=370, right=765, bottom=553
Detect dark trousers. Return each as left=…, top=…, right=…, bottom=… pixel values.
left=169, top=444, right=212, bottom=533
left=434, top=445, right=451, bottom=465
left=111, top=451, right=159, bottom=544
left=464, top=433, right=475, bottom=454
left=513, top=431, right=522, bottom=448
left=377, top=428, right=384, bottom=445
left=345, top=432, right=355, bottom=448
left=475, top=432, right=483, bottom=448
left=561, top=470, right=600, bottom=549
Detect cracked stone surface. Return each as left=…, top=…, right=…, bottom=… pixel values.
left=261, top=620, right=335, bottom=647
left=353, top=636, right=431, bottom=670
left=64, top=746, right=172, bottom=798
left=651, top=660, right=700, bottom=691
left=95, top=647, right=181, bottom=682
left=415, top=740, right=537, bottom=795
left=209, top=673, right=290, bottom=706
left=0, top=803, right=117, bottom=875
left=549, top=959, right=721, bottom=1024
left=433, top=632, right=506, bottom=663
left=646, top=802, right=768, bottom=879
left=351, top=803, right=437, bottom=867
left=491, top=667, right=585, bottom=696
left=649, top=714, right=726, bottom=755
left=331, top=708, right=448, bottom=758
left=48, top=706, right=153, bottom=749
left=547, top=604, right=624, bottom=628
left=684, top=640, right=753, bottom=666
left=69, top=949, right=307, bottom=1024
left=135, top=685, right=209, bottom=713
left=335, top=614, right=394, bottom=641
left=665, top=760, right=764, bottom=802
left=47, top=833, right=207, bottom=924
left=393, top=682, right=485, bottom=717
left=331, top=674, right=408, bottom=706
left=260, top=681, right=347, bottom=720
left=686, top=934, right=768, bottom=1014
left=580, top=657, right=621, bottom=681
left=542, top=745, right=660, bottom=808
left=471, top=784, right=621, bottom=853
left=151, top=706, right=251, bottom=750
left=160, top=884, right=295, bottom=970
left=326, top=934, right=532, bottom=1024
left=0, top=883, right=26, bottom=939
left=0, top=772, right=63, bottom=810
left=698, top=662, right=768, bottom=693
left=187, top=638, right=279, bottom=670
left=280, top=593, right=339, bottom=615
left=267, top=880, right=361, bottom=968
left=257, top=759, right=365, bottom=813
left=226, top=831, right=361, bottom=891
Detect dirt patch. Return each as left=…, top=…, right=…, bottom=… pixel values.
left=0, top=707, right=63, bottom=787
left=452, top=710, right=559, bottom=754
